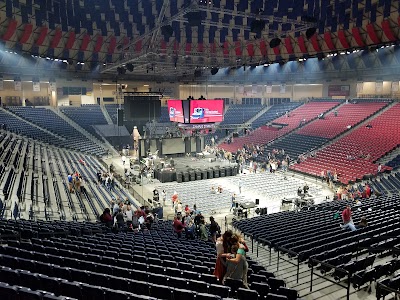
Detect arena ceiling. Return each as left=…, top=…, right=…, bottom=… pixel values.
left=0, top=0, right=399, bottom=81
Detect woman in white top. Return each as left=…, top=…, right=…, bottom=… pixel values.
left=161, top=190, right=167, bottom=205
left=125, top=205, right=133, bottom=227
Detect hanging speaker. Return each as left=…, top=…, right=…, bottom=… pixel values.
left=306, top=28, right=317, bottom=39
left=117, top=108, right=124, bottom=126
left=250, top=20, right=266, bottom=34
left=269, top=38, right=281, bottom=48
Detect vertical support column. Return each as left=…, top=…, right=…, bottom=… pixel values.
left=184, top=137, right=191, bottom=154
left=144, top=139, right=150, bottom=157
left=156, top=138, right=163, bottom=157
left=196, top=136, right=202, bottom=153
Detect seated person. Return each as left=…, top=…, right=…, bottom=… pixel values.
left=211, top=186, right=216, bottom=194
left=355, top=217, right=367, bottom=229
left=303, top=184, right=309, bottom=194
left=217, top=185, right=223, bottom=193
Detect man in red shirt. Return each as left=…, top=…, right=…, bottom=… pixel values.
left=365, top=184, right=371, bottom=198
left=342, top=206, right=352, bottom=224
left=173, top=215, right=184, bottom=238
left=341, top=206, right=356, bottom=231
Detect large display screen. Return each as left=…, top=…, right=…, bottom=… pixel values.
left=189, top=100, right=224, bottom=123
left=168, top=100, right=184, bottom=123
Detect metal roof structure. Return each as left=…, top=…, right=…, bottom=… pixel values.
left=0, top=0, right=399, bottom=80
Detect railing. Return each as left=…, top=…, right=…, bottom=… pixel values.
left=377, top=281, right=400, bottom=300
left=308, top=257, right=352, bottom=300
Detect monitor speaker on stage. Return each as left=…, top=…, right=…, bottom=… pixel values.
left=117, top=108, right=124, bottom=126
left=255, top=199, right=260, bottom=205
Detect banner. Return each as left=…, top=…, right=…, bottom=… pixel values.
left=257, top=85, right=263, bottom=93
left=14, top=79, right=21, bottom=91
left=375, top=81, right=383, bottom=93
left=392, top=81, right=399, bottom=92
left=356, top=82, right=363, bottom=94
left=266, top=85, right=272, bottom=94
left=33, top=80, right=40, bottom=92
left=49, top=82, right=56, bottom=92
left=328, top=85, right=350, bottom=96
left=280, top=84, right=286, bottom=94
left=0, top=77, right=4, bottom=91
left=252, top=85, right=258, bottom=94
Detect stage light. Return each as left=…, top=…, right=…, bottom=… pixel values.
left=210, top=67, right=219, bottom=75
left=126, top=63, right=134, bottom=72
left=117, top=67, right=126, bottom=75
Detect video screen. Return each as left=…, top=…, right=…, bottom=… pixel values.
left=189, top=100, right=224, bottom=123
left=168, top=100, right=184, bottom=123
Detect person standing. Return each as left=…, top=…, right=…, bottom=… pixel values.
left=230, top=193, right=236, bottom=212
left=199, top=219, right=208, bottom=241
left=209, top=217, right=220, bottom=243
left=122, top=155, right=126, bottom=166
left=161, top=189, right=167, bottom=205
left=125, top=204, right=133, bottom=228
left=67, top=173, right=74, bottom=193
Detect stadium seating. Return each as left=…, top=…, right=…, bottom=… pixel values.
left=387, top=155, right=400, bottom=170
left=0, top=219, right=299, bottom=300
left=251, top=102, right=303, bottom=130
left=104, top=104, right=122, bottom=124
left=60, top=105, right=108, bottom=141
left=234, top=194, right=400, bottom=295
left=222, top=104, right=263, bottom=125
left=7, top=106, right=106, bottom=156
left=262, top=134, right=330, bottom=160
left=205, top=104, right=265, bottom=145
left=296, top=101, right=388, bottom=139
left=291, top=103, right=400, bottom=184
left=0, top=131, right=137, bottom=221
left=220, top=101, right=340, bottom=153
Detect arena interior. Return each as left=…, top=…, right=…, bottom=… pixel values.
left=0, top=0, right=400, bottom=299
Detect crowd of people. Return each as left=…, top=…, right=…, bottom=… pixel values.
left=335, top=182, right=374, bottom=201
left=67, top=172, right=86, bottom=194
left=96, top=170, right=117, bottom=191
left=99, top=198, right=155, bottom=232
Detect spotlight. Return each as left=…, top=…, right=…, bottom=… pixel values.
left=117, top=67, right=126, bottom=75
left=126, top=63, right=134, bottom=72
left=210, top=67, right=219, bottom=75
